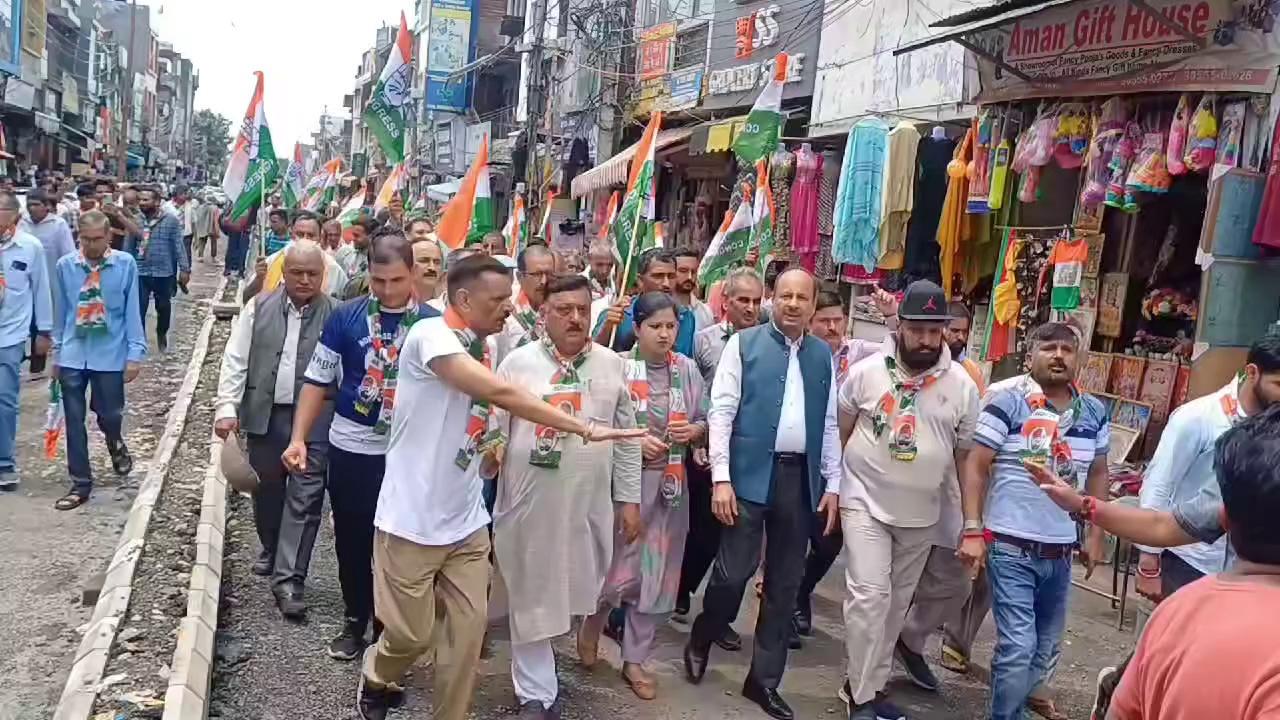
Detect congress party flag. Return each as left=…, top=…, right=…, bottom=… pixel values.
left=503, top=193, right=528, bottom=257
left=437, top=135, right=495, bottom=249
left=282, top=143, right=307, bottom=209
left=363, top=13, right=414, bottom=164
left=610, top=112, right=661, bottom=289
left=222, top=72, right=279, bottom=220
left=697, top=190, right=754, bottom=287
left=733, top=53, right=788, bottom=165
left=374, top=163, right=407, bottom=214
left=749, top=159, right=776, bottom=272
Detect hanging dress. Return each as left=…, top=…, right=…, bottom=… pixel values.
left=790, top=146, right=823, bottom=271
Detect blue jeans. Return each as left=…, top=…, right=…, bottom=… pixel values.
left=0, top=342, right=24, bottom=476
left=225, top=232, right=250, bottom=275
left=58, top=367, right=126, bottom=496
left=987, top=539, right=1072, bottom=720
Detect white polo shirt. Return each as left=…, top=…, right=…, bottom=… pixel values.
left=375, top=315, right=490, bottom=546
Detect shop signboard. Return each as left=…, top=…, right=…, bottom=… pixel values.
left=425, top=0, right=477, bottom=112
left=811, top=0, right=972, bottom=132
left=634, top=23, right=675, bottom=116
left=700, top=0, right=819, bottom=111
left=969, top=0, right=1280, bottom=101
left=667, top=67, right=704, bottom=111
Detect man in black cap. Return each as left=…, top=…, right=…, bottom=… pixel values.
left=835, top=280, right=980, bottom=720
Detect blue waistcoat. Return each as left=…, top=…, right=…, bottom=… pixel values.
left=728, top=324, right=832, bottom=510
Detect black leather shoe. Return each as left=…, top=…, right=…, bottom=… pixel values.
left=895, top=638, right=940, bottom=691
left=742, top=679, right=794, bottom=720
left=788, top=621, right=804, bottom=650
left=793, top=598, right=813, bottom=637
left=715, top=626, right=742, bottom=651
left=274, top=585, right=306, bottom=621
left=251, top=550, right=274, bottom=577
left=683, top=638, right=709, bottom=684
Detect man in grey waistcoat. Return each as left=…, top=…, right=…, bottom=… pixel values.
left=214, top=241, right=335, bottom=620
left=676, top=267, right=764, bottom=648
left=685, top=267, right=842, bottom=720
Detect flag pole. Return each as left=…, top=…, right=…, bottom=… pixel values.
left=607, top=202, right=646, bottom=347
left=258, top=171, right=266, bottom=256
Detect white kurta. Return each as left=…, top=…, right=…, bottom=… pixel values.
left=490, top=341, right=642, bottom=644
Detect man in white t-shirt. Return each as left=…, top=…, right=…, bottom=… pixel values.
left=307, top=254, right=641, bottom=720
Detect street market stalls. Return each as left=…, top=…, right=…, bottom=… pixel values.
left=895, top=0, right=1280, bottom=459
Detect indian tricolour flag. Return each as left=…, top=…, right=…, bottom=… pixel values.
left=610, top=111, right=661, bottom=289
left=437, top=135, right=495, bottom=249
left=363, top=13, right=414, bottom=164
left=733, top=53, right=789, bottom=165
left=282, top=142, right=307, bottom=209
left=697, top=191, right=754, bottom=287
left=374, top=164, right=407, bottom=214
left=222, top=71, right=279, bottom=220
left=749, top=159, right=776, bottom=272
left=338, top=180, right=366, bottom=227
left=503, top=193, right=527, bottom=257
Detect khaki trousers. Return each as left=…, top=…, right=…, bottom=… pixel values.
left=363, top=527, right=491, bottom=720
left=841, top=500, right=935, bottom=705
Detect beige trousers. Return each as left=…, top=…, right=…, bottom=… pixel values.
left=841, top=500, right=936, bottom=705
left=363, top=527, right=491, bottom=720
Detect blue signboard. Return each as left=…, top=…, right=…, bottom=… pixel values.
left=424, top=0, right=477, bottom=112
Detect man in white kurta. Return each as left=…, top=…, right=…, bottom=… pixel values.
left=490, top=274, right=642, bottom=717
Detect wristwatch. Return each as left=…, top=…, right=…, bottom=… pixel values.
left=962, top=519, right=984, bottom=533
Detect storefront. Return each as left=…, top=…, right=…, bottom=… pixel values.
left=894, top=0, right=1280, bottom=459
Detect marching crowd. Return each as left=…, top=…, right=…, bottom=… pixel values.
left=204, top=196, right=1280, bottom=720
left=0, top=177, right=1276, bottom=720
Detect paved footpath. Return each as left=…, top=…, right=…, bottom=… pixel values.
left=0, top=259, right=223, bottom=720
left=215, top=501, right=1138, bottom=719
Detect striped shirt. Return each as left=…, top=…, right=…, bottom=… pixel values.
left=975, top=376, right=1110, bottom=544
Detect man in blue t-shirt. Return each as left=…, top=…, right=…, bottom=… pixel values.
left=957, top=322, right=1111, bottom=720
left=287, top=232, right=438, bottom=662
left=592, top=247, right=696, bottom=356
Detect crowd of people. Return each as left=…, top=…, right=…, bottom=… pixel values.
left=0, top=172, right=1276, bottom=720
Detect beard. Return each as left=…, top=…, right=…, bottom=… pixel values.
left=900, top=345, right=942, bottom=371
left=948, top=342, right=966, bottom=359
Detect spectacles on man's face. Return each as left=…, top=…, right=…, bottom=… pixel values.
left=521, top=270, right=553, bottom=281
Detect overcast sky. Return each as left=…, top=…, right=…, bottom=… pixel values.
left=148, top=0, right=412, bottom=156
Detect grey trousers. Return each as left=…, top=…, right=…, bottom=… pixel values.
left=246, top=404, right=329, bottom=590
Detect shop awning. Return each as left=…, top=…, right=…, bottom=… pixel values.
left=426, top=178, right=462, bottom=202
left=570, top=127, right=694, bottom=199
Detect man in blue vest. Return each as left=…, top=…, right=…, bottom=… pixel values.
left=684, top=267, right=842, bottom=720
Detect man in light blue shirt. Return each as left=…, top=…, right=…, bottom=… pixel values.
left=0, top=191, right=53, bottom=490
left=1137, top=334, right=1280, bottom=599
left=19, top=187, right=76, bottom=307
left=50, top=210, right=145, bottom=510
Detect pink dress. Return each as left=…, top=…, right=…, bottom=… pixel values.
left=790, top=147, right=823, bottom=270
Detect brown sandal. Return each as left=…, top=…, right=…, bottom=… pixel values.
left=622, top=664, right=657, bottom=700
left=1026, top=696, right=1068, bottom=720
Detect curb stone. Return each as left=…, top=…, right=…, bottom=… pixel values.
left=52, top=277, right=225, bottom=720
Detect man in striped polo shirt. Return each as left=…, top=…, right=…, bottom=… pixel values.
left=957, top=322, right=1110, bottom=720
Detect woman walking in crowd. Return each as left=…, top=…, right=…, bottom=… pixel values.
left=579, top=292, right=706, bottom=701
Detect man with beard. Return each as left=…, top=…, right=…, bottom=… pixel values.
left=336, top=216, right=378, bottom=281
left=672, top=246, right=714, bottom=331
left=214, top=242, right=334, bottom=618
left=493, top=244, right=555, bottom=367
left=321, top=219, right=344, bottom=253
left=1131, top=336, right=1280, bottom=601
left=593, top=248, right=695, bottom=356
left=19, top=188, right=76, bottom=326
left=945, top=302, right=985, bottom=392
left=685, top=268, right=841, bottom=720
left=674, top=267, right=763, bottom=650
left=125, top=186, right=189, bottom=354
left=489, top=274, right=642, bottom=718
left=834, top=280, right=979, bottom=720
left=957, top=322, right=1109, bottom=720
left=585, top=240, right=615, bottom=301
left=338, top=256, right=641, bottom=720
left=791, top=290, right=897, bottom=644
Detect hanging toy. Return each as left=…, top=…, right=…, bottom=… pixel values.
left=1019, top=165, right=1042, bottom=204
left=1080, top=98, right=1129, bottom=209
left=1104, top=122, right=1141, bottom=210
left=1184, top=94, right=1218, bottom=173
left=1124, top=132, right=1172, bottom=209
left=1030, top=114, right=1056, bottom=166
left=1054, top=107, right=1088, bottom=169
left=989, top=137, right=1011, bottom=211
left=1011, top=126, right=1036, bottom=176
left=1166, top=94, right=1191, bottom=175
left=1214, top=101, right=1246, bottom=175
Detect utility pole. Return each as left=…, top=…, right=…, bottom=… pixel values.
left=116, top=0, right=137, bottom=179
left=523, top=0, right=547, bottom=208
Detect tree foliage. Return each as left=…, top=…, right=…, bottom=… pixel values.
left=192, top=109, right=233, bottom=179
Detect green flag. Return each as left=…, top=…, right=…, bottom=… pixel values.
left=363, top=14, right=414, bottom=165
left=733, top=52, right=789, bottom=166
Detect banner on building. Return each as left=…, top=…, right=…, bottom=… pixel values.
left=425, top=0, right=477, bottom=112
left=971, top=0, right=1280, bottom=101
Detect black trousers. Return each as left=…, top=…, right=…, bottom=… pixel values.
left=327, top=446, right=386, bottom=629
left=677, top=455, right=721, bottom=607
left=138, top=275, right=176, bottom=343
left=796, top=517, right=844, bottom=614
left=1160, top=550, right=1205, bottom=598
left=691, top=456, right=813, bottom=689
